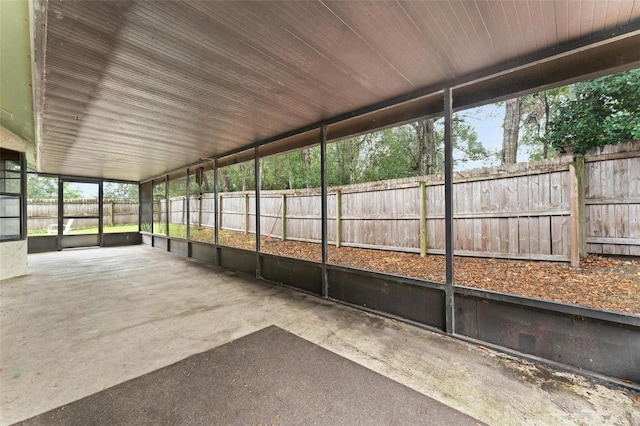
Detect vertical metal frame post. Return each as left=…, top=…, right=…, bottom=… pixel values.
left=255, top=147, right=262, bottom=278
left=164, top=175, right=169, bottom=239
left=20, top=152, right=27, bottom=240
left=213, top=159, right=219, bottom=247
left=186, top=169, right=192, bottom=258
left=57, top=175, right=63, bottom=250
left=137, top=182, right=143, bottom=233
left=20, top=153, right=27, bottom=240
left=98, top=180, right=104, bottom=245
left=320, top=125, right=329, bottom=297
left=444, top=87, right=455, bottom=334
left=185, top=169, right=191, bottom=243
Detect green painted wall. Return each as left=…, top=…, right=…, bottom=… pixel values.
left=0, top=0, right=35, bottom=165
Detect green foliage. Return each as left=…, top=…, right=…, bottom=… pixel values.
left=103, top=182, right=138, bottom=200
left=168, top=177, right=186, bottom=198
left=219, top=162, right=255, bottom=192
left=216, top=117, right=489, bottom=191
left=152, top=181, right=166, bottom=200
left=27, top=175, right=83, bottom=199
left=518, top=87, right=569, bottom=160
left=27, top=174, right=57, bottom=199
left=261, top=148, right=320, bottom=190
left=544, top=69, right=640, bottom=154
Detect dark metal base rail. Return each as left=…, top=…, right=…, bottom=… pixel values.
left=142, top=234, right=639, bottom=388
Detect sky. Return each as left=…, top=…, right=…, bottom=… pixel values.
left=455, top=103, right=505, bottom=171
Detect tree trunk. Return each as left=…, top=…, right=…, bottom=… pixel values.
left=502, top=98, right=521, bottom=164
left=413, top=119, right=438, bottom=175
left=543, top=94, right=550, bottom=159
left=301, top=147, right=311, bottom=188
left=349, top=141, right=357, bottom=184
left=238, top=164, right=248, bottom=191
left=220, top=169, right=230, bottom=192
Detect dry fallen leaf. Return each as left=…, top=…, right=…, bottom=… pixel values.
left=233, top=232, right=640, bottom=314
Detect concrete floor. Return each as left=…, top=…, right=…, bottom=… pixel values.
left=1, top=246, right=638, bottom=425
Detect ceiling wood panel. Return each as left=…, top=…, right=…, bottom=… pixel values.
left=34, top=0, right=640, bottom=181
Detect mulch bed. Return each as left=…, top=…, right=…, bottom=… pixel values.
left=201, top=230, right=640, bottom=315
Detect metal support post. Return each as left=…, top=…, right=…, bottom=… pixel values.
left=255, top=147, right=262, bottom=278
left=321, top=125, right=329, bottom=297
left=444, top=87, right=455, bottom=334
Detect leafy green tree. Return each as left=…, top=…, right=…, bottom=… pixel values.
left=326, top=117, right=490, bottom=186
left=518, top=88, right=568, bottom=160
left=260, top=148, right=321, bottom=190
left=544, top=68, right=640, bottom=154
left=103, top=182, right=138, bottom=200
left=27, top=175, right=58, bottom=199
left=219, top=162, right=255, bottom=192
left=27, top=175, right=82, bottom=199
left=168, top=177, right=186, bottom=198
left=327, top=133, right=374, bottom=186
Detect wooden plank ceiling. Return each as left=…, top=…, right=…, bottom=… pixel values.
left=34, top=0, right=640, bottom=181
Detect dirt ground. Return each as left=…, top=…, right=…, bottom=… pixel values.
left=205, top=229, right=640, bottom=315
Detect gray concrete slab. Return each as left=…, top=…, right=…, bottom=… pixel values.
left=1, top=246, right=639, bottom=425
left=17, top=326, right=485, bottom=425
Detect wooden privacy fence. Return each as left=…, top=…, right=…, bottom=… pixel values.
left=212, top=156, right=577, bottom=263
left=584, top=141, right=640, bottom=256
left=211, top=142, right=640, bottom=264
left=27, top=199, right=138, bottom=231
left=160, top=142, right=640, bottom=264
left=46, top=142, right=637, bottom=263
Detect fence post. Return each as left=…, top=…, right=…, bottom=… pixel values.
left=109, top=201, right=114, bottom=227
left=574, top=155, right=587, bottom=258
left=336, top=190, right=342, bottom=248
left=569, top=163, right=580, bottom=267
left=244, top=193, right=250, bottom=235
left=182, top=197, right=186, bottom=225
left=420, top=181, right=428, bottom=257
left=218, top=195, right=223, bottom=233
left=281, top=194, right=287, bottom=241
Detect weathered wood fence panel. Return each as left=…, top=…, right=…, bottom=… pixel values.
left=27, top=200, right=57, bottom=231
left=585, top=141, right=640, bottom=256
left=441, top=162, right=572, bottom=261
left=210, top=156, right=576, bottom=262
left=102, top=200, right=138, bottom=227
left=28, top=199, right=138, bottom=231
left=27, top=144, right=640, bottom=261
left=341, top=185, right=420, bottom=252
left=219, top=194, right=248, bottom=233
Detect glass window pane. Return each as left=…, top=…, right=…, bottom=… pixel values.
left=27, top=174, right=58, bottom=236
left=168, top=175, right=187, bottom=238
left=140, top=182, right=152, bottom=233
left=63, top=182, right=99, bottom=216
left=451, top=68, right=640, bottom=316
left=189, top=167, right=215, bottom=243
left=258, top=146, right=322, bottom=262
left=0, top=196, right=20, bottom=217
left=152, top=180, right=167, bottom=235
left=326, top=120, right=446, bottom=284
left=0, top=217, right=21, bottom=239
left=104, top=182, right=139, bottom=233
left=1, top=173, right=21, bottom=193
left=217, top=156, right=256, bottom=250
